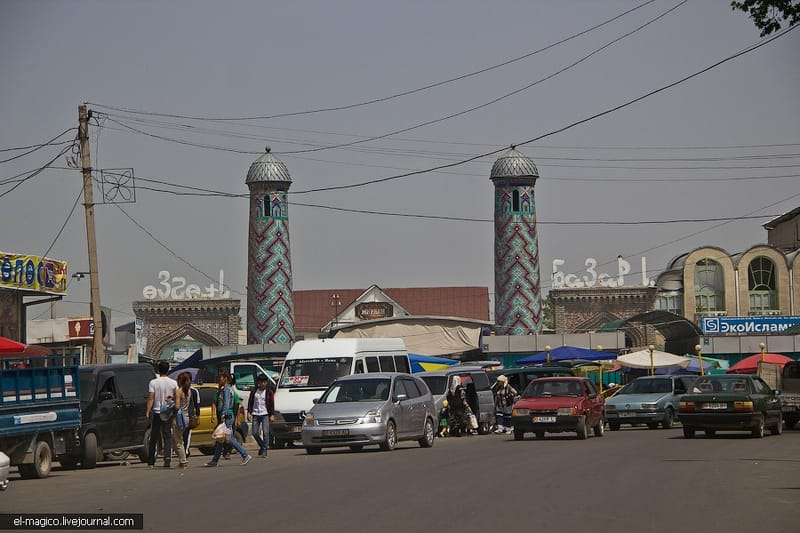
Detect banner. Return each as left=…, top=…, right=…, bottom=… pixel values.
left=0, top=252, right=67, bottom=295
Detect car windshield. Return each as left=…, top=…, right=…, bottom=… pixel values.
left=523, top=380, right=583, bottom=398
left=690, top=377, right=751, bottom=394
left=279, top=357, right=353, bottom=389
left=420, top=376, right=448, bottom=395
left=319, top=379, right=391, bottom=403
left=619, top=379, right=672, bottom=395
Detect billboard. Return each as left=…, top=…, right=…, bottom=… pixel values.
left=0, top=251, right=67, bottom=295
left=701, top=315, right=800, bottom=335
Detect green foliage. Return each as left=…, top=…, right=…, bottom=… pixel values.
left=542, top=294, right=555, bottom=331
left=731, top=0, right=800, bottom=36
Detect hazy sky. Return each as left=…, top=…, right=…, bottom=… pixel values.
left=2, top=0, right=798, bottom=332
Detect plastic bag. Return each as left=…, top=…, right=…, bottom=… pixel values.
left=468, top=413, right=478, bottom=430
left=211, top=423, right=231, bottom=442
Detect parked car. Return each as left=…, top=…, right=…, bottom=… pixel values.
left=678, top=375, right=783, bottom=438
left=191, top=383, right=249, bottom=455
left=419, top=366, right=494, bottom=434
left=0, top=451, right=9, bottom=491
left=61, top=363, right=154, bottom=468
left=301, top=373, right=436, bottom=454
left=511, top=377, right=605, bottom=440
left=605, top=375, right=697, bottom=430
left=487, top=366, right=576, bottom=397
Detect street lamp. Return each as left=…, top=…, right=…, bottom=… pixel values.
left=695, top=344, right=704, bottom=376
left=759, top=342, right=766, bottom=362
left=648, top=344, right=655, bottom=376
left=545, top=345, right=552, bottom=364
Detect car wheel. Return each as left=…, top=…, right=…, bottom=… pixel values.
left=513, top=429, right=525, bottom=441
left=139, top=429, right=151, bottom=463
left=593, top=417, right=605, bottom=437
left=198, top=446, right=216, bottom=456
left=683, top=426, right=695, bottom=439
left=19, top=440, right=52, bottom=479
left=647, top=422, right=659, bottom=430
left=305, top=446, right=321, bottom=455
left=348, top=445, right=364, bottom=452
left=663, top=408, right=675, bottom=429
left=770, top=413, right=783, bottom=436
left=81, top=433, right=98, bottom=469
left=534, top=430, right=545, bottom=439
left=379, top=421, right=397, bottom=451
left=785, top=416, right=799, bottom=430
left=576, top=415, right=588, bottom=440
left=704, top=430, right=716, bottom=438
left=105, top=450, right=130, bottom=461
left=752, top=415, right=765, bottom=438
left=609, top=421, right=621, bottom=431
left=418, top=417, right=435, bottom=448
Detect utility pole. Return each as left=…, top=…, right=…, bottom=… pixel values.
left=79, top=104, right=105, bottom=364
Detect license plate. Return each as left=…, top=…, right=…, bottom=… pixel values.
left=619, top=412, right=637, bottom=417
left=702, top=403, right=727, bottom=410
left=322, top=429, right=349, bottom=437
left=532, top=416, right=556, bottom=423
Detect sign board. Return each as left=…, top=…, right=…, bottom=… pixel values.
left=701, top=315, right=800, bottom=335
left=68, top=317, right=94, bottom=340
left=552, top=256, right=651, bottom=289
left=0, top=251, right=67, bottom=295
left=142, top=270, right=230, bottom=300
left=356, top=302, right=393, bottom=320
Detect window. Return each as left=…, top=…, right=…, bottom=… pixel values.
left=199, top=387, right=217, bottom=407
left=354, top=360, right=364, bottom=374
left=379, top=356, right=396, bottom=372
left=98, top=375, right=117, bottom=400
left=365, top=357, right=380, bottom=373
left=748, top=256, right=777, bottom=313
left=393, top=379, right=407, bottom=399
left=471, top=372, right=490, bottom=391
left=512, top=190, right=520, bottom=212
left=402, top=378, right=422, bottom=398
left=233, top=364, right=258, bottom=391
left=394, top=356, right=410, bottom=374
left=694, top=258, right=724, bottom=312
left=657, top=292, right=683, bottom=315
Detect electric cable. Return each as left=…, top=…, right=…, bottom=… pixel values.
left=40, top=187, right=84, bottom=259
left=0, top=142, right=76, bottom=199
left=0, top=128, right=77, bottom=164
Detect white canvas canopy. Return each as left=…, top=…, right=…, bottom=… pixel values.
left=617, top=349, right=691, bottom=369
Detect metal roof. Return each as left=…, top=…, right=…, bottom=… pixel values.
left=245, top=147, right=292, bottom=184
left=490, top=146, right=539, bottom=180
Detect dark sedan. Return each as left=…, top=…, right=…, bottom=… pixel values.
left=678, top=375, right=783, bottom=438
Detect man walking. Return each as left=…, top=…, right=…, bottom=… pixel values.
left=145, top=361, right=178, bottom=468
left=247, top=374, right=275, bottom=457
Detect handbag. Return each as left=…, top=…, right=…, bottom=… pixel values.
left=187, top=416, right=200, bottom=430
left=211, top=422, right=231, bottom=442
left=159, top=399, right=176, bottom=421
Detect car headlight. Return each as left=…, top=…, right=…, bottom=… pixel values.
left=512, top=408, right=529, bottom=416
left=357, top=410, right=381, bottom=424
left=557, top=407, right=576, bottom=416
left=641, top=403, right=658, bottom=410
left=302, top=414, right=316, bottom=427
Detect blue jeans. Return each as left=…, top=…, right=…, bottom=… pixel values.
left=495, top=407, right=513, bottom=430
left=147, top=413, right=173, bottom=466
left=251, top=414, right=270, bottom=454
left=212, top=416, right=247, bottom=461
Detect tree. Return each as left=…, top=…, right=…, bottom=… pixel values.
left=541, top=294, right=555, bottom=331
left=731, top=0, right=800, bottom=36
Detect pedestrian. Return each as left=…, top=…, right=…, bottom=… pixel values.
left=247, top=374, right=275, bottom=457
left=493, top=375, right=518, bottom=434
left=181, top=373, right=200, bottom=458
left=205, top=371, right=252, bottom=467
left=172, top=372, right=190, bottom=468
left=446, top=375, right=468, bottom=437
left=145, top=360, right=178, bottom=468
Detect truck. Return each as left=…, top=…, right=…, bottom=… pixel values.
left=0, top=352, right=81, bottom=479
left=758, top=360, right=800, bottom=429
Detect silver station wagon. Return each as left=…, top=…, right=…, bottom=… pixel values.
left=301, top=373, right=437, bottom=454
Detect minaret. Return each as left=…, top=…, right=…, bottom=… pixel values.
left=490, top=146, right=543, bottom=335
left=246, top=147, right=294, bottom=344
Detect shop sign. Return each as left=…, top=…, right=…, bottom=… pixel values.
left=552, top=256, right=651, bottom=289
left=701, top=315, right=800, bottom=335
left=0, top=251, right=67, bottom=295
left=356, top=302, right=393, bottom=320
left=142, top=270, right=230, bottom=300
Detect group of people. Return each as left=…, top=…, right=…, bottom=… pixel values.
left=144, top=361, right=275, bottom=469
left=439, top=374, right=518, bottom=437
left=145, top=361, right=199, bottom=469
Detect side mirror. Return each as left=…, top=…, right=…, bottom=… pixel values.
left=99, top=391, right=113, bottom=402
left=312, top=398, right=320, bottom=404
left=395, top=393, right=408, bottom=402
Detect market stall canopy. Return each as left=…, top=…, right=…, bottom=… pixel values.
left=655, top=357, right=716, bottom=375
left=516, top=346, right=617, bottom=365
left=0, top=336, right=26, bottom=353
left=0, top=336, right=52, bottom=357
left=617, top=349, right=690, bottom=369
left=727, top=353, right=794, bottom=374
left=408, top=354, right=458, bottom=373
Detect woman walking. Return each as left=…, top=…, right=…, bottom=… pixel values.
left=205, top=371, right=252, bottom=467
left=172, top=372, right=190, bottom=468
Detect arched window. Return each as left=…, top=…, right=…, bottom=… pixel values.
left=512, top=190, right=520, bottom=212
left=694, top=258, right=724, bottom=313
left=748, top=256, right=777, bottom=313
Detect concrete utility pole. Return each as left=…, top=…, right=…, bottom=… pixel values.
left=79, top=104, right=105, bottom=364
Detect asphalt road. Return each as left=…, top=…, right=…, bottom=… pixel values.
left=3, top=427, right=799, bottom=533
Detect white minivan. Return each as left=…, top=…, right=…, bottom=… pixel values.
left=272, top=338, right=411, bottom=447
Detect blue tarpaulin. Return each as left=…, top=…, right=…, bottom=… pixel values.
left=516, top=346, right=617, bottom=365
left=409, top=353, right=458, bottom=373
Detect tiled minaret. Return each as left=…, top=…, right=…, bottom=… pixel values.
left=246, top=148, right=294, bottom=343
left=491, top=146, right=543, bottom=335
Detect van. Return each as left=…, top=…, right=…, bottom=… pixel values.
left=273, top=338, right=410, bottom=447
left=63, top=363, right=155, bottom=468
left=418, top=366, right=495, bottom=434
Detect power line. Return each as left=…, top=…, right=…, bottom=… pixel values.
left=0, top=141, right=76, bottom=199
left=40, top=187, right=84, bottom=259
left=0, top=128, right=76, bottom=164
left=86, top=0, right=660, bottom=122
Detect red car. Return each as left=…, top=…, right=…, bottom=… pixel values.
left=511, top=377, right=605, bottom=440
